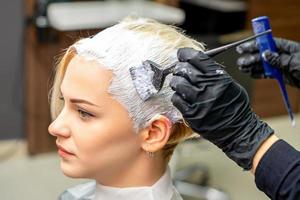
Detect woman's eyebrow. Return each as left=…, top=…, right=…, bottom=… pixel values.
left=70, top=98, right=100, bottom=108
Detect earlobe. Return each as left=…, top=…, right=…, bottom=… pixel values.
left=140, top=115, right=172, bottom=153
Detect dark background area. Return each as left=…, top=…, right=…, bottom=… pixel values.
left=0, top=0, right=24, bottom=139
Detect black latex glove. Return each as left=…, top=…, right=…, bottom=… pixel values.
left=170, top=48, right=274, bottom=170
left=236, top=38, right=300, bottom=88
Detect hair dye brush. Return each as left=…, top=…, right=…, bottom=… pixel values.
left=129, top=30, right=271, bottom=101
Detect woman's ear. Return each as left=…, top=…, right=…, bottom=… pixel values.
left=140, top=115, right=172, bottom=153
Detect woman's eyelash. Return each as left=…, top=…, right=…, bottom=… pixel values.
left=77, top=109, right=94, bottom=119
left=59, top=96, right=64, bottom=101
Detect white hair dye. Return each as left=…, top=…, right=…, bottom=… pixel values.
left=73, top=17, right=204, bottom=132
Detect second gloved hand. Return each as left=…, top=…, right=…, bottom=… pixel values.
left=170, top=48, right=274, bottom=170
left=236, top=38, right=300, bottom=88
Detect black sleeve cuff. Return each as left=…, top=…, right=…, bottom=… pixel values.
left=254, top=139, right=300, bottom=199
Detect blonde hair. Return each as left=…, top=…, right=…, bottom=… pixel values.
left=50, top=17, right=203, bottom=161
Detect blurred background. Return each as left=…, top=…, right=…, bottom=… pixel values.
left=0, top=0, right=299, bottom=199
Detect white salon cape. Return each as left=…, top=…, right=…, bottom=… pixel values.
left=59, top=168, right=182, bottom=200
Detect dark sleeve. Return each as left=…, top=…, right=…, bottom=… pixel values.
left=255, top=139, right=300, bottom=200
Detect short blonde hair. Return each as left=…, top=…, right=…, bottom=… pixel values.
left=50, top=17, right=203, bottom=161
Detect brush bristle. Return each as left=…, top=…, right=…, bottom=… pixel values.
left=129, top=62, right=158, bottom=101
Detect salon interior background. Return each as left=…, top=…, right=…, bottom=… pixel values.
left=2, top=0, right=299, bottom=145
left=0, top=0, right=299, bottom=200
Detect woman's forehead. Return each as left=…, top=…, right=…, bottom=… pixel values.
left=61, top=55, right=113, bottom=100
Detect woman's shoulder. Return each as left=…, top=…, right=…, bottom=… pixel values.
left=59, top=181, right=96, bottom=200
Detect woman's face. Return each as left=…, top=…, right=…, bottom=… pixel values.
left=48, top=55, right=142, bottom=182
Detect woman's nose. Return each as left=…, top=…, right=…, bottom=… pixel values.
left=48, top=111, right=71, bottom=138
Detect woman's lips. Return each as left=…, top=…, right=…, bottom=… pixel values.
left=57, top=144, right=75, bottom=158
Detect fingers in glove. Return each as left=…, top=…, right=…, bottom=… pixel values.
left=177, top=48, right=222, bottom=73
left=170, top=75, right=206, bottom=104
left=262, top=50, right=281, bottom=66
left=237, top=53, right=265, bottom=78
left=250, top=65, right=266, bottom=79
left=173, top=61, right=205, bottom=79
left=178, top=48, right=207, bottom=62
left=173, top=62, right=203, bottom=84
left=237, top=53, right=261, bottom=68
left=262, top=50, right=292, bottom=70
left=173, top=61, right=228, bottom=86
left=171, top=92, right=190, bottom=114
left=236, top=40, right=259, bottom=54
left=274, top=38, right=300, bottom=54
left=238, top=63, right=262, bottom=73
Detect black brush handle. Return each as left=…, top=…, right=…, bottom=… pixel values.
left=160, top=29, right=272, bottom=77
left=205, top=29, right=272, bottom=57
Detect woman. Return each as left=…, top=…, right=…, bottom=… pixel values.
left=48, top=17, right=204, bottom=200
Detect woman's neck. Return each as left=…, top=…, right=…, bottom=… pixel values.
left=94, top=151, right=167, bottom=187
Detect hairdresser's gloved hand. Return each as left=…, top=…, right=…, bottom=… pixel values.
left=170, top=48, right=274, bottom=170
left=236, top=38, right=300, bottom=88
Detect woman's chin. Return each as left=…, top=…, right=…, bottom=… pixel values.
left=60, top=161, right=87, bottom=178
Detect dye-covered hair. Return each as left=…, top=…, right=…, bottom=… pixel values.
left=50, top=17, right=204, bottom=161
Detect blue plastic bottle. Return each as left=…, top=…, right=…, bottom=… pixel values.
left=252, top=16, right=295, bottom=126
